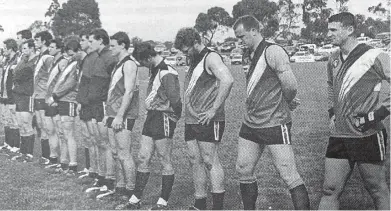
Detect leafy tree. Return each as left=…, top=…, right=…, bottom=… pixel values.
left=336, top=0, right=349, bottom=12
left=50, top=0, right=101, bottom=37
left=300, top=0, right=331, bottom=44
left=164, top=41, right=173, bottom=49
left=354, top=14, right=389, bottom=38
left=194, top=6, right=232, bottom=45
left=130, top=36, right=142, bottom=46
left=368, top=0, right=390, bottom=19
left=276, top=0, right=301, bottom=39
left=232, top=0, right=279, bottom=37
left=28, top=20, right=46, bottom=34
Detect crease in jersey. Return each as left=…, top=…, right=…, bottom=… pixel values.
left=247, top=49, right=267, bottom=96
left=338, top=49, right=382, bottom=102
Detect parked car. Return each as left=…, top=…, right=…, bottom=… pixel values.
left=221, top=43, right=236, bottom=53
left=314, top=52, right=329, bottom=61
left=165, top=56, right=177, bottom=66
left=357, top=36, right=371, bottom=44
left=221, top=55, right=230, bottom=63
left=230, top=48, right=243, bottom=58
left=161, top=50, right=171, bottom=58
left=317, top=44, right=339, bottom=54
left=231, top=54, right=243, bottom=65
left=290, top=51, right=315, bottom=63
left=154, top=44, right=166, bottom=52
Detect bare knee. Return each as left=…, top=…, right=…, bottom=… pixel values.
left=137, top=151, right=152, bottom=167
left=188, top=151, right=203, bottom=167
left=322, top=184, right=341, bottom=197
left=236, top=160, right=255, bottom=177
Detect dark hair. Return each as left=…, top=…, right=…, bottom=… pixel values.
left=328, top=12, right=356, bottom=30
left=50, top=38, right=64, bottom=51
left=233, top=15, right=260, bottom=32
left=132, top=42, right=157, bottom=61
left=23, top=39, right=35, bottom=48
left=3, top=39, right=18, bottom=52
left=34, top=31, right=53, bottom=46
left=79, top=31, right=89, bottom=39
left=65, top=39, right=81, bottom=52
left=174, top=27, right=202, bottom=50
left=90, top=28, right=110, bottom=45
left=110, top=32, right=130, bottom=50
left=16, top=29, right=32, bottom=39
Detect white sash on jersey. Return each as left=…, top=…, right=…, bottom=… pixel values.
left=145, top=67, right=177, bottom=107
left=34, top=54, right=53, bottom=79
left=56, top=61, right=77, bottom=84
left=338, top=48, right=382, bottom=102
left=47, top=59, right=66, bottom=87
left=247, top=49, right=267, bottom=96
left=185, top=53, right=208, bottom=96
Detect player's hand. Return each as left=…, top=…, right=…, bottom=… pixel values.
left=112, top=116, right=123, bottom=131
left=47, top=97, right=55, bottom=106
left=198, top=109, right=216, bottom=125
left=288, top=98, right=301, bottom=111
left=329, top=115, right=336, bottom=132
left=353, top=107, right=390, bottom=132
left=76, top=103, right=82, bottom=116
left=102, top=116, right=108, bottom=127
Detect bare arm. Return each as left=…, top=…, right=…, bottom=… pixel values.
left=117, top=61, right=138, bottom=118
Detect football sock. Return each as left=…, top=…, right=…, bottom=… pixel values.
left=240, top=181, right=258, bottom=210
left=41, top=139, right=49, bottom=159
left=20, top=136, right=28, bottom=154
left=60, top=163, right=69, bottom=170
left=161, top=174, right=174, bottom=202
left=194, top=197, right=207, bottom=210
left=89, top=172, right=98, bottom=179
left=289, top=184, right=310, bottom=210
left=27, top=134, right=35, bottom=155
left=105, top=178, right=115, bottom=190
left=4, top=126, right=10, bottom=146
left=212, top=191, right=225, bottom=210
left=69, top=165, right=77, bottom=172
left=134, top=171, right=150, bottom=199
left=84, top=148, right=90, bottom=170
left=11, top=128, right=20, bottom=149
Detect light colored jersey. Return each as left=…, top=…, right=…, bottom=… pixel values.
left=184, top=48, right=225, bottom=124
left=33, top=50, right=54, bottom=99
left=328, top=43, right=390, bottom=138
left=106, top=55, right=139, bottom=120
left=244, top=40, right=291, bottom=128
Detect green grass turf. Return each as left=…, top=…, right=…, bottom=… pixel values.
left=0, top=61, right=389, bottom=210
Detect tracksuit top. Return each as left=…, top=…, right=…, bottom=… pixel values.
left=1, top=53, right=19, bottom=103
left=76, top=51, right=99, bottom=105
left=46, top=56, right=68, bottom=102
left=184, top=47, right=225, bottom=124
left=33, top=49, right=54, bottom=99
left=12, top=55, right=38, bottom=97
left=145, top=59, right=182, bottom=122
left=52, top=59, right=79, bottom=103
left=327, top=43, right=390, bottom=138
left=106, top=55, right=139, bottom=119
left=244, top=40, right=292, bottom=129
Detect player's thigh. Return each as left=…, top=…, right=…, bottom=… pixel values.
left=138, top=135, right=155, bottom=160
left=155, top=137, right=173, bottom=160
left=43, top=116, right=56, bottom=133
left=357, top=161, right=388, bottom=189
left=322, top=158, right=354, bottom=190
left=19, top=112, right=33, bottom=128
left=198, top=141, right=220, bottom=163
left=115, top=129, right=132, bottom=153
left=60, top=116, right=75, bottom=133
left=236, top=137, right=263, bottom=171
left=186, top=139, right=202, bottom=162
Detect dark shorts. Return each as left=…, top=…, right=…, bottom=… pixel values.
left=14, top=95, right=34, bottom=112
left=106, top=117, right=135, bottom=131
left=45, top=106, right=59, bottom=117
left=185, top=121, right=225, bottom=142
left=34, top=98, right=47, bottom=111
left=326, top=129, right=388, bottom=162
left=79, top=103, right=104, bottom=122
left=142, top=110, right=177, bottom=140
left=0, top=98, right=14, bottom=105
left=239, top=122, right=292, bottom=145
left=57, top=101, right=77, bottom=117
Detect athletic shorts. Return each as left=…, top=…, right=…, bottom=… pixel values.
left=185, top=121, right=225, bottom=142
left=106, top=117, right=135, bottom=131
left=326, top=129, right=388, bottom=162
left=57, top=101, right=77, bottom=117
left=34, top=98, right=47, bottom=111
left=142, top=110, right=177, bottom=140
left=79, top=102, right=104, bottom=122
left=239, top=122, right=292, bottom=145
left=45, top=106, right=59, bottom=117
left=14, top=95, right=34, bottom=112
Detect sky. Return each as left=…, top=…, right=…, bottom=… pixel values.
left=0, top=0, right=388, bottom=45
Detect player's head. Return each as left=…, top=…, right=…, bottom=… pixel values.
left=34, top=31, right=53, bottom=48
left=132, top=42, right=157, bottom=67
left=110, top=31, right=130, bottom=57
left=79, top=32, right=90, bottom=52
left=21, top=39, right=35, bottom=56
left=65, top=39, right=81, bottom=57
left=48, top=38, right=64, bottom=56
left=174, top=27, right=202, bottom=56
left=89, top=28, right=110, bottom=52
left=233, top=15, right=262, bottom=50
left=328, top=12, right=356, bottom=46
left=16, top=29, right=32, bottom=46
left=3, top=38, right=18, bottom=55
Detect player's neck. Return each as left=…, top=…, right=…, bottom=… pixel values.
left=9, top=51, right=16, bottom=59
left=117, top=51, right=129, bottom=62
left=54, top=52, right=62, bottom=61
left=194, top=43, right=205, bottom=54
left=252, top=35, right=263, bottom=52
left=152, top=55, right=163, bottom=67
left=340, top=37, right=358, bottom=57
left=40, top=46, right=48, bottom=54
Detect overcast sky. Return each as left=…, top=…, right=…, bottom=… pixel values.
left=0, top=0, right=387, bottom=44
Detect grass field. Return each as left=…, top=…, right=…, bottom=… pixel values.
left=0, top=61, right=389, bottom=210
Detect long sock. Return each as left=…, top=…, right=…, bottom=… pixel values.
left=12, top=129, right=20, bottom=149
left=85, top=148, right=90, bottom=170
left=105, top=178, right=115, bottom=190
left=240, top=182, right=258, bottom=210
left=289, top=184, right=310, bottom=210
left=4, top=126, right=10, bottom=146
left=20, top=136, right=28, bottom=154
left=134, top=171, right=150, bottom=199
left=41, top=139, right=49, bottom=159
left=194, top=197, right=207, bottom=210
left=161, top=174, right=174, bottom=202
left=212, top=192, right=225, bottom=210
left=27, top=134, right=35, bottom=155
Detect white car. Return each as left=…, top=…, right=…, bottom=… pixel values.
left=231, top=54, right=242, bottom=65
left=165, top=56, right=177, bottom=66
left=290, top=51, right=315, bottom=63
left=317, top=44, right=339, bottom=54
